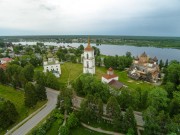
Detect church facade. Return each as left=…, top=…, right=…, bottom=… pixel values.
left=43, top=51, right=61, bottom=77
left=83, top=38, right=95, bottom=74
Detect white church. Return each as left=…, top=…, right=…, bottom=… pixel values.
left=43, top=51, right=61, bottom=77
left=83, top=38, right=95, bottom=74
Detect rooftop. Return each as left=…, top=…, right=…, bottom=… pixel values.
left=102, top=74, right=118, bottom=80
left=108, top=80, right=123, bottom=89
left=84, top=38, right=93, bottom=51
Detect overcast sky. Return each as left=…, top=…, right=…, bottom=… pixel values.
left=0, top=0, right=179, bottom=36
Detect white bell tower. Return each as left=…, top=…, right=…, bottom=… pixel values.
left=83, top=38, right=95, bottom=74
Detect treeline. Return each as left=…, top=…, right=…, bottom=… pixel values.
left=0, top=97, right=18, bottom=131
left=56, top=45, right=100, bottom=63
left=80, top=95, right=137, bottom=134
left=104, top=52, right=133, bottom=70
left=0, top=63, right=59, bottom=90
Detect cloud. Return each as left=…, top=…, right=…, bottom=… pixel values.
left=0, top=0, right=179, bottom=36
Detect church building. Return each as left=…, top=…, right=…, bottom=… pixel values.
left=43, top=51, right=61, bottom=77
left=83, top=38, right=95, bottom=74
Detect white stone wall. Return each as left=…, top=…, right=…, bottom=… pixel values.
left=101, top=76, right=119, bottom=83
left=83, top=50, right=95, bottom=74
left=43, top=64, right=60, bottom=73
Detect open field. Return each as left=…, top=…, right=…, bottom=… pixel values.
left=59, top=62, right=83, bottom=87
left=0, top=85, right=46, bottom=135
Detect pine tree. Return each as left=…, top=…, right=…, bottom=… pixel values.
left=24, top=82, right=37, bottom=107
left=124, top=107, right=137, bottom=134
left=35, top=84, right=47, bottom=101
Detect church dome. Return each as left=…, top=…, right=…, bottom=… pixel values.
left=47, top=51, right=53, bottom=58
left=84, top=38, right=93, bottom=51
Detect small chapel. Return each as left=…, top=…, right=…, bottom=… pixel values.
left=82, top=38, right=95, bottom=74
left=102, top=67, right=124, bottom=89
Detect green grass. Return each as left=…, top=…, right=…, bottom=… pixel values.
left=115, top=70, right=155, bottom=90
left=34, top=66, right=43, bottom=71
left=59, top=62, right=83, bottom=86
left=0, top=84, right=46, bottom=135
left=71, top=125, right=109, bottom=135
left=46, top=120, right=59, bottom=135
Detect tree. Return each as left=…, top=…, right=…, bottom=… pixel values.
left=165, top=63, right=180, bottom=86
left=66, top=113, right=79, bottom=129
left=106, top=96, right=125, bottom=132
left=143, top=106, right=160, bottom=135
left=46, top=72, right=59, bottom=90
left=34, top=71, right=46, bottom=86
left=165, top=59, right=169, bottom=68
left=106, top=96, right=120, bottom=118
left=79, top=94, right=103, bottom=123
left=0, top=68, right=6, bottom=84
left=35, top=84, right=47, bottom=101
left=148, top=87, right=169, bottom=111
left=59, top=125, right=69, bottom=135
left=23, top=64, right=34, bottom=81
left=165, top=82, right=176, bottom=98
left=126, top=51, right=132, bottom=58
left=136, top=87, right=148, bottom=110
left=0, top=99, right=18, bottom=129
left=124, top=107, right=137, bottom=134
left=159, top=59, right=164, bottom=70
left=169, top=91, right=180, bottom=116
left=24, top=82, right=37, bottom=107
left=57, top=88, right=72, bottom=112
left=143, top=106, right=176, bottom=135
left=117, top=88, right=136, bottom=109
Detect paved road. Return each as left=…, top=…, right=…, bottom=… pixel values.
left=6, top=88, right=59, bottom=135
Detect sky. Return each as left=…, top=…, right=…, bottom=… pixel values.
left=0, top=0, right=180, bottom=36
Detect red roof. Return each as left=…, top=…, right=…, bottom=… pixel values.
left=0, top=64, right=7, bottom=70
left=84, top=38, right=93, bottom=51
left=2, top=58, right=12, bottom=62
left=102, top=74, right=118, bottom=80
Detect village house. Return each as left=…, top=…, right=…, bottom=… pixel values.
left=102, top=67, right=123, bottom=89
left=0, top=57, right=13, bottom=64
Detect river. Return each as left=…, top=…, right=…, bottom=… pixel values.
left=12, top=42, right=180, bottom=62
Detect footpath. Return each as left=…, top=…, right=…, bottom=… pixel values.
left=81, top=123, right=124, bottom=135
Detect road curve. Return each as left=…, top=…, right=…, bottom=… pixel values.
left=6, top=88, right=59, bottom=135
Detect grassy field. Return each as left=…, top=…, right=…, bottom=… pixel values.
left=59, top=62, right=83, bottom=86
left=0, top=84, right=46, bottom=135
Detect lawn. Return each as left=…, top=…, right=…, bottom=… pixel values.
left=59, top=62, right=83, bottom=87
left=0, top=84, right=46, bottom=135
left=71, top=125, right=109, bottom=135
left=115, top=70, right=155, bottom=90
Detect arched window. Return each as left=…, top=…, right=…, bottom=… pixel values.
left=87, top=53, right=89, bottom=59
left=87, top=61, right=89, bottom=68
